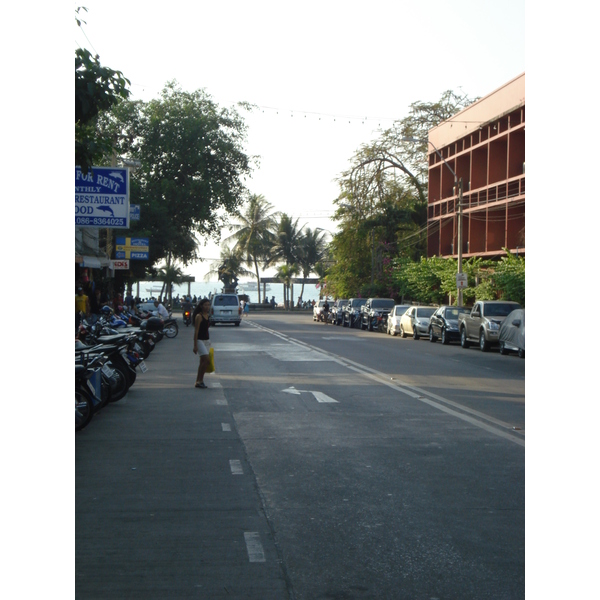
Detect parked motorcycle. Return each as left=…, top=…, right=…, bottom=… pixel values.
left=377, top=313, right=389, bottom=334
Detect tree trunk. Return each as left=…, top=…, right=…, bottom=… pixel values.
left=253, top=257, right=261, bottom=303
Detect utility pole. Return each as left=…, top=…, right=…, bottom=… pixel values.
left=457, top=177, right=464, bottom=307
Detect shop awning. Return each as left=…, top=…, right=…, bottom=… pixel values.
left=79, top=255, right=111, bottom=268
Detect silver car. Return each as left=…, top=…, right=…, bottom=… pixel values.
left=210, top=294, right=241, bottom=326
left=386, top=305, right=411, bottom=336
left=399, top=306, right=437, bottom=339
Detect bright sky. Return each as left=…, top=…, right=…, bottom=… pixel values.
left=73, top=0, right=525, bottom=280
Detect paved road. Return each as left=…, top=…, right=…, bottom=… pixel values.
left=76, top=312, right=524, bottom=599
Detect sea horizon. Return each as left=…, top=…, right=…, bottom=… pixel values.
left=133, top=279, right=326, bottom=306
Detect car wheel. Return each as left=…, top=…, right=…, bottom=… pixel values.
left=479, top=330, right=490, bottom=352
left=429, top=328, right=437, bottom=343
left=413, top=327, right=420, bottom=340
left=518, top=348, right=525, bottom=359
left=460, top=327, right=470, bottom=349
left=499, top=341, right=509, bottom=355
left=441, top=328, right=449, bottom=345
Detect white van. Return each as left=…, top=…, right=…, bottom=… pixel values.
left=210, top=294, right=242, bottom=326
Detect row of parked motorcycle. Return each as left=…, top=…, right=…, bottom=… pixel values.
left=75, top=305, right=177, bottom=432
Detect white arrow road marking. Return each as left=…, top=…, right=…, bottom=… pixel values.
left=281, top=386, right=338, bottom=403
left=311, top=391, right=338, bottom=403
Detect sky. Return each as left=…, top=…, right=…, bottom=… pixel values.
left=72, top=0, right=526, bottom=281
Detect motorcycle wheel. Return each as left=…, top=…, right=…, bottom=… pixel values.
left=76, top=388, right=94, bottom=431
left=164, top=321, right=179, bottom=338
left=107, top=365, right=129, bottom=402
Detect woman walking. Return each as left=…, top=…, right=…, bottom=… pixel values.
left=192, top=298, right=211, bottom=388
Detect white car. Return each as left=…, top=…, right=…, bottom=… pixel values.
left=210, top=293, right=241, bottom=326
left=313, top=300, right=328, bottom=321
left=399, top=306, right=437, bottom=339
left=386, top=305, right=411, bottom=336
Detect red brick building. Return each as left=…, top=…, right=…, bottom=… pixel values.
left=427, top=73, right=525, bottom=259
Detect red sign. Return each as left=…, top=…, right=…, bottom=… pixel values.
left=112, top=260, right=130, bottom=270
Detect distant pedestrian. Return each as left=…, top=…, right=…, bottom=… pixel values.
left=75, top=286, right=90, bottom=333
left=244, top=300, right=250, bottom=317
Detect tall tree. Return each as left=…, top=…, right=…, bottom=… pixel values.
left=155, top=257, right=185, bottom=306
left=275, top=264, right=299, bottom=309
left=297, top=227, right=329, bottom=302
left=328, top=89, right=477, bottom=298
left=204, top=246, right=253, bottom=293
left=97, top=81, right=253, bottom=269
left=267, top=213, right=304, bottom=269
left=224, top=194, right=278, bottom=303
left=75, top=48, right=130, bottom=174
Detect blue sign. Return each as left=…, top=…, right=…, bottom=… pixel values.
left=115, top=237, right=149, bottom=260
left=130, top=204, right=140, bottom=221
left=75, top=166, right=130, bottom=229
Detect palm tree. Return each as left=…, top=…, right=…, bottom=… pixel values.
left=225, top=194, right=278, bottom=303
left=267, top=213, right=305, bottom=269
left=204, top=245, right=254, bottom=293
left=156, top=257, right=185, bottom=306
left=275, top=263, right=299, bottom=309
left=297, top=227, right=329, bottom=302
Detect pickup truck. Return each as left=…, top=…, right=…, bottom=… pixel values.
left=458, top=300, right=522, bottom=351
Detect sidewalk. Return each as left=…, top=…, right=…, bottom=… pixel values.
left=75, top=325, right=290, bottom=599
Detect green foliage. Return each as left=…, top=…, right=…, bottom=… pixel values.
left=489, top=250, right=526, bottom=306
left=324, top=224, right=371, bottom=299
left=75, top=48, right=130, bottom=173
left=326, top=88, right=477, bottom=300
left=99, top=82, right=253, bottom=269
left=267, top=213, right=305, bottom=268
left=224, top=194, right=278, bottom=302
left=204, top=246, right=253, bottom=292
left=390, top=252, right=525, bottom=306
left=155, top=261, right=185, bottom=304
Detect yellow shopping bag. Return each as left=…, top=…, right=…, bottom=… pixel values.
left=206, top=347, right=215, bottom=373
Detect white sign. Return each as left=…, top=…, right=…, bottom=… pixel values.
left=75, top=166, right=130, bottom=229
left=111, top=259, right=130, bottom=270
left=456, top=272, right=468, bottom=289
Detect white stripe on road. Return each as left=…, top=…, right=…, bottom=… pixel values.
left=229, top=459, right=243, bottom=475
left=247, top=321, right=524, bottom=447
left=244, top=532, right=266, bottom=563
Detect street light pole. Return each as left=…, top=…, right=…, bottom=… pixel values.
left=401, top=137, right=464, bottom=306
left=456, top=177, right=464, bottom=307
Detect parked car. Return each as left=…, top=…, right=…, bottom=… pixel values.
left=360, top=298, right=396, bottom=331
left=399, top=306, right=437, bottom=339
left=210, top=293, right=241, bottom=326
left=331, top=299, right=348, bottom=325
left=313, top=300, right=328, bottom=321
left=342, top=298, right=367, bottom=328
left=428, top=305, right=471, bottom=344
left=498, top=308, right=525, bottom=358
left=458, top=300, right=522, bottom=351
left=386, top=305, right=411, bottom=336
